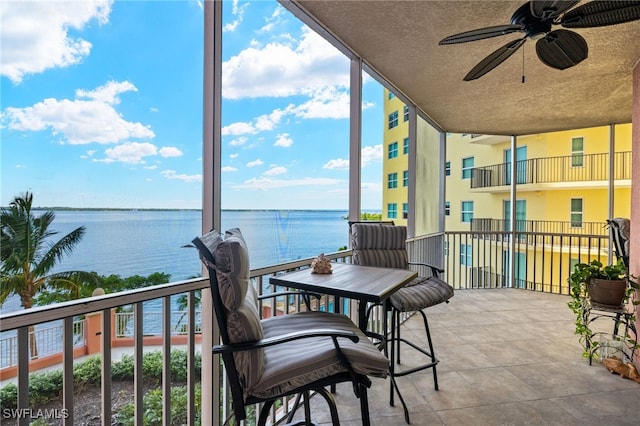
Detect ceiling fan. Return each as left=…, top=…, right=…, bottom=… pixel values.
left=439, top=1, right=640, bottom=81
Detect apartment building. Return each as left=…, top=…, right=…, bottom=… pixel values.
left=383, top=88, right=632, bottom=290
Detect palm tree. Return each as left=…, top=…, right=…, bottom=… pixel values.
left=0, top=191, right=100, bottom=357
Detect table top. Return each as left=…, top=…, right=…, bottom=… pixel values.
left=269, top=262, right=417, bottom=303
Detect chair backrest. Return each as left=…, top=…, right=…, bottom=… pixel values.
left=191, top=228, right=265, bottom=418
left=350, top=222, right=409, bottom=269
left=607, top=218, right=630, bottom=268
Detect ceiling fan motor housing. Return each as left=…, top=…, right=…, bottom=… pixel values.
left=511, top=2, right=552, bottom=39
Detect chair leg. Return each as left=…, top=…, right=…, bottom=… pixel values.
left=258, top=400, right=275, bottom=426
left=358, top=383, right=371, bottom=426
left=388, top=308, right=441, bottom=424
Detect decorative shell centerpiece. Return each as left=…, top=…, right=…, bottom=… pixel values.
left=311, top=253, right=332, bottom=274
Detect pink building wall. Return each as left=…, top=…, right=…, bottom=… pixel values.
left=632, top=61, right=640, bottom=354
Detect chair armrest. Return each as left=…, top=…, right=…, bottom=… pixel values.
left=408, top=261, right=444, bottom=276
left=258, top=290, right=322, bottom=311
left=212, top=328, right=359, bottom=354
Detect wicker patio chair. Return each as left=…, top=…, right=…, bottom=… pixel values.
left=192, top=228, right=389, bottom=426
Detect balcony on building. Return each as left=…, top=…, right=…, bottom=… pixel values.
left=470, top=151, right=632, bottom=192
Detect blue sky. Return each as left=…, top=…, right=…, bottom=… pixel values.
left=1, top=0, right=384, bottom=210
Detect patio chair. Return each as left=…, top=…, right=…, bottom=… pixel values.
left=607, top=218, right=630, bottom=268
left=350, top=222, right=454, bottom=424
left=192, top=228, right=389, bottom=426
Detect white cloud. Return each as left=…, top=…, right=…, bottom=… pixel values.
left=2, top=80, right=154, bottom=145
left=247, top=159, right=263, bottom=167
left=362, top=144, right=382, bottom=166
left=323, top=159, right=349, bottom=170
left=0, top=0, right=112, bottom=83
left=230, top=153, right=239, bottom=159
left=222, top=122, right=255, bottom=137
left=234, top=176, right=342, bottom=191
left=161, top=170, right=202, bottom=182
left=76, top=80, right=136, bottom=104
left=264, top=166, right=287, bottom=176
left=103, top=142, right=157, bottom=164
left=259, top=5, right=285, bottom=33
left=159, top=147, right=183, bottom=158
left=223, top=0, right=249, bottom=32
left=228, top=136, right=248, bottom=146
left=222, top=26, right=348, bottom=100
left=222, top=166, right=238, bottom=172
left=144, top=165, right=158, bottom=170
left=274, top=133, right=293, bottom=147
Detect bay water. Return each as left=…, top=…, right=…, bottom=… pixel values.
left=1, top=209, right=355, bottom=314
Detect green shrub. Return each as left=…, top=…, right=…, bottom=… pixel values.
left=74, top=355, right=102, bottom=385
left=112, top=354, right=135, bottom=380
left=0, top=383, right=18, bottom=410
left=117, top=385, right=202, bottom=425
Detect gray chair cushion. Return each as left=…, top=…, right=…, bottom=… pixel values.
left=227, top=284, right=265, bottom=393
left=351, top=223, right=408, bottom=269
left=250, top=311, right=389, bottom=399
left=390, top=276, right=454, bottom=312
left=215, top=228, right=250, bottom=311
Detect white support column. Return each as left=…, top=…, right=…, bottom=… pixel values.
left=608, top=124, right=615, bottom=265
left=407, top=105, right=417, bottom=238
left=439, top=132, right=447, bottom=235
left=348, top=57, right=362, bottom=224
left=509, top=135, right=517, bottom=288
left=202, top=1, right=222, bottom=424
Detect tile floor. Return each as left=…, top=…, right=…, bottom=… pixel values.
left=291, top=288, right=640, bottom=425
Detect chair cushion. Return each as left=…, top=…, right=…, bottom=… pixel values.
left=351, top=223, right=409, bottom=269
left=215, top=228, right=251, bottom=311
left=249, top=311, right=389, bottom=399
left=227, top=284, right=265, bottom=393
left=390, top=276, right=454, bottom=312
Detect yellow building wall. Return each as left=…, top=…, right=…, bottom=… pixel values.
left=382, top=89, right=409, bottom=225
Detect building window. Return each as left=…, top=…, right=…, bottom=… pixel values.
left=403, top=137, right=409, bottom=155
left=570, top=198, right=583, bottom=227
left=571, top=137, right=584, bottom=167
left=462, top=157, right=474, bottom=179
left=388, top=142, right=398, bottom=159
left=445, top=161, right=451, bottom=176
left=387, top=203, right=397, bottom=219
left=461, top=201, right=474, bottom=223
left=388, top=92, right=395, bottom=100
left=403, top=105, right=409, bottom=122
left=388, top=111, right=398, bottom=129
left=444, top=241, right=449, bottom=256
left=460, top=244, right=472, bottom=266
left=402, top=203, right=408, bottom=219
left=445, top=201, right=450, bottom=216
left=403, top=170, right=409, bottom=187
left=387, top=172, right=398, bottom=189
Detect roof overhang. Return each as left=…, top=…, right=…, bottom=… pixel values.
left=288, top=0, right=640, bottom=136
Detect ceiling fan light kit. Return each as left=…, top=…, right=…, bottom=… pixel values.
left=439, top=1, right=640, bottom=80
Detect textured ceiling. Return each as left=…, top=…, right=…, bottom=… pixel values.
left=292, top=0, right=640, bottom=136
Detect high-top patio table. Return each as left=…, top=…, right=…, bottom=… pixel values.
left=269, top=262, right=417, bottom=335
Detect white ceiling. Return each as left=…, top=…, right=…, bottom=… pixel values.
left=291, top=0, right=640, bottom=136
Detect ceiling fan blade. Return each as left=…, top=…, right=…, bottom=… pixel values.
left=561, top=0, right=640, bottom=28
left=530, top=1, right=580, bottom=20
left=464, top=37, right=527, bottom=81
left=439, top=24, right=523, bottom=45
left=536, top=29, right=588, bottom=70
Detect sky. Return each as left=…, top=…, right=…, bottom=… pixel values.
left=0, top=0, right=384, bottom=210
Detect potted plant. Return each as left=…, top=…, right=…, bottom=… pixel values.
left=567, top=259, right=637, bottom=360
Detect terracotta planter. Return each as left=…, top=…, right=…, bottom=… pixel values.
left=588, top=278, right=626, bottom=306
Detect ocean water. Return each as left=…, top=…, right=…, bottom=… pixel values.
left=0, top=209, right=354, bottom=314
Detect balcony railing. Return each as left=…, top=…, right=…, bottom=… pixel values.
left=0, top=229, right=614, bottom=425
left=471, top=151, right=631, bottom=188
left=471, top=219, right=608, bottom=236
